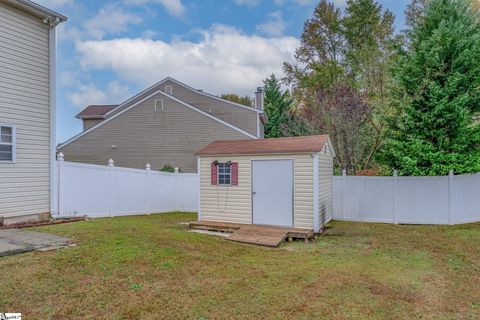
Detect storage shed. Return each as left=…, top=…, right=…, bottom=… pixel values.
left=195, top=135, right=335, bottom=233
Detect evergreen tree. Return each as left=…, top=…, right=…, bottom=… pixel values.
left=262, top=74, right=300, bottom=138
left=378, top=0, right=480, bottom=175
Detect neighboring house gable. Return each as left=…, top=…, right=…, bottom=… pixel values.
left=103, top=77, right=264, bottom=137
left=0, top=0, right=65, bottom=223
left=58, top=91, right=256, bottom=172
left=159, top=78, right=261, bottom=137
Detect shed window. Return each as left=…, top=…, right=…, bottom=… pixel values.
left=0, top=125, right=15, bottom=162
left=218, top=163, right=231, bottom=185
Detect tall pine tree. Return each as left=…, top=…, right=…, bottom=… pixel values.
left=379, top=0, right=480, bottom=175
left=263, top=74, right=305, bottom=138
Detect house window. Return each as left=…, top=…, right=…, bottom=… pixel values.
left=0, top=125, right=15, bottom=162
left=218, top=163, right=231, bottom=185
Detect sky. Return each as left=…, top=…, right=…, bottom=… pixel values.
left=36, top=0, right=410, bottom=142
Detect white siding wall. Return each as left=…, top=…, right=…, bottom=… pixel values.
left=199, top=154, right=315, bottom=229
left=0, top=3, right=51, bottom=218
left=318, top=146, right=334, bottom=231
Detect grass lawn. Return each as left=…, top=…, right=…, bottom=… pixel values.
left=0, top=213, right=479, bottom=319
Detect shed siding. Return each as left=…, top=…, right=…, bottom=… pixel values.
left=59, top=93, right=252, bottom=172
left=318, top=146, right=334, bottom=230
left=199, top=154, right=314, bottom=229
left=0, top=2, right=51, bottom=218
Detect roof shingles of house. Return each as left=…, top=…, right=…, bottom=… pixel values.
left=76, top=105, right=118, bottom=118
left=196, top=135, right=329, bottom=156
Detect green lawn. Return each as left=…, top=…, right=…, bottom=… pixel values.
left=0, top=213, right=479, bottom=319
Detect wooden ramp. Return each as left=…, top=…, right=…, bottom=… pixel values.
left=189, top=220, right=314, bottom=247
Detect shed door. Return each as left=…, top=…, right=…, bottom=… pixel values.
left=252, top=160, right=293, bottom=227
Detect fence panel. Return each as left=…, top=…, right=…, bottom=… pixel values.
left=60, top=162, right=111, bottom=217
left=112, top=167, right=149, bottom=216
left=396, top=176, right=449, bottom=224
left=452, top=173, right=480, bottom=224
left=55, top=157, right=198, bottom=218
left=333, top=172, right=480, bottom=225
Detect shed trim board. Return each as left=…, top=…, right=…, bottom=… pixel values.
left=58, top=90, right=258, bottom=149
left=197, top=156, right=202, bottom=220
left=313, top=153, right=319, bottom=233
left=251, top=159, right=295, bottom=227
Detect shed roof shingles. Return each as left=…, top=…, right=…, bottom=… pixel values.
left=196, top=135, right=329, bottom=156
left=76, top=105, right=118, bottom=118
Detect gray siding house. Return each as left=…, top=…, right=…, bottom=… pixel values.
left=0, top=0, right=66, bottom=225
left=58, top=78, right=267, bottom=172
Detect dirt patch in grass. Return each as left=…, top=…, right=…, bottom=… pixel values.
left=0, top=213, right=478, bottom=319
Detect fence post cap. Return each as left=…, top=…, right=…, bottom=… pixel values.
left=174, top=167, right=179, bottom=173
left=57, top=152, right=64, bottom=161
left=108, top=159, right=114, bottom=166
left=342, top=169, right=346, bottom=176
left=449, top=169, right=454, bottom=176
left=146, top=164, right=151, bottom=170
left=393, top=169, right=398, bottom=177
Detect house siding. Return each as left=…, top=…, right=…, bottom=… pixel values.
left=0, top=2, right=51, bottom=218
left=199, top=154, right=314, bottom=229
left=318, top=145, right=334, bottom=230
left=161, top=80, right=260, bottom=137
left=105, top=79, right=261, bottom=137
left=83, top=118, right=103, bottom=130
left=59, top=93, right=253, bottom=172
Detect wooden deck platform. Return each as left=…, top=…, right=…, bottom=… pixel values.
left=189, top=220, right=314, bottom=247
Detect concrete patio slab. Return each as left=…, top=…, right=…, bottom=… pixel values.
left=0, top=229, right=74, bottom=257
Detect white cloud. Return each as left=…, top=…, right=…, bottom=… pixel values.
left=67, top=83, right=107, bottom=108
left=141, top=30, right=159, bottom=39
left=125, top=0, right=186, bottom=17
left=256, top=11, right=287, bottom=37
left=83, top=5, right=142, bottom=40
left=67, top=81, right=131, bottom=108
left=234, top=0, right=261, bottom=8
left=35, top=0, right=73, bottom=8
left=75, top=25, right=299, bottom=96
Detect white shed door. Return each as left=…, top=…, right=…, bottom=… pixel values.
left=252, top=160, right=293, bottom=227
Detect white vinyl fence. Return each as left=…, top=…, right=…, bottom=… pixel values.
left=53, top=154, right=198, bottom=218
left=52, top=154, right=480, bottom=225
left=333, top=171, right=480, bottom=225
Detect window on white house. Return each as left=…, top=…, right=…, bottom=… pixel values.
left=218, top=163, right=231, bottom=185
left=0, top=125, right=15, bottom=162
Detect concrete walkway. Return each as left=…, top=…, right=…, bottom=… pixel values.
left=0, top=229, right=74, bottom=257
